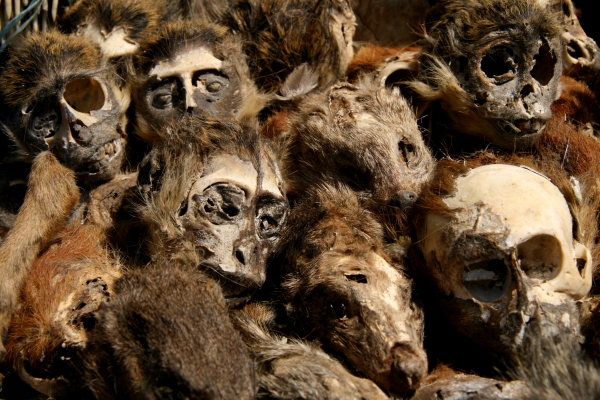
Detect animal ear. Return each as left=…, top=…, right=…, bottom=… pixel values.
left=138, top=149, right=164, bottom=195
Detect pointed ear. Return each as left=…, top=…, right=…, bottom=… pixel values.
left=137, top=149, right=164, bottom=195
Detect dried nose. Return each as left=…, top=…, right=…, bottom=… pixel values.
left=390, top=190, right=418, bottom=209
left=390, top=342, right=427, bottom=393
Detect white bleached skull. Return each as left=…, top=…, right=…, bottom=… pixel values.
left=0, top=32, right=129, bottom=183
left=538, top=0, right=600, bottom=74
left=418, top=164, right=592, bottom=359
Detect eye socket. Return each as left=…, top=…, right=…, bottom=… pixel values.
left=399, top=140, right=416, bottom=166
left=462, top=259, right=511, bottom=302
left=64, top=77, right=106, bottom=113
left=330, top=302, right=348, bottom=320
left=256, top=197, right=288, bottom=239
left=480, top=46, right=519, bottom=84
left=150, top=79, right=181, bottom=110
left=344, top=273, right=368, bottom=284
left=193, top=70, right=229, bottom=95
left=516, top=234, right=562, bottom=281
left=531, top=43, right=557, bottom=86
left=194, top=183, right=245, bottom=224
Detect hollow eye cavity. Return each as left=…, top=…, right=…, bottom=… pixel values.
left=194, top=183, right=246, bottom=224
left=193, top=70, right=230, bottom=94
left=399, top=139, right=416, bottom=166
left=516, top=234, right=562, bottom=281
left=255, top=197, right=288, bottom=240
left=462, top=258, right=511, bottom=302
left=480, top=46, right=519, bottom=84
left=64, top=77, right=106, bottom=113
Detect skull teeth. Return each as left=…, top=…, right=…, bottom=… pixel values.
left=95, top=139, right=121, bottom=163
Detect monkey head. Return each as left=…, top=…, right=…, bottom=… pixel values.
left=416, top=0, right=563, bottom=150
left=0, top=31, right=129, bottom=183
left=60, top=0, right=169, bottom=58
left=131, top=21, right=262, bottom=143
left=138, top=116, right=288, bottom=299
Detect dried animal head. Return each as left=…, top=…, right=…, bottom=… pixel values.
left=220, top=0, right=356, bottom=93
left=138, top=116, right=288, bottom=298
left=277, top=184, right=427, bottom=395
left=414, top=0, right=563, bottom=150
left=131, top=21, right=262, bottom=143
left=0, top=31, right=129, bottom=182
left=537, top=0, right=600, bottom=76
left=60, top=0, right=173, bottom=58
left=416, top=163, right=592, bottom=362
left=82, top=265, right=255, bottom=399
left=283, top=77, right=434, bottom=211
left=5, top=224, right=122, bottom=397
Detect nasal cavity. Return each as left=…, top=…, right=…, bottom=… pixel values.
left=520, top=84, right=534, bottom=98
left=390, top=190, right=418, bottom=209
left=235, top=249, right=246, bottom=265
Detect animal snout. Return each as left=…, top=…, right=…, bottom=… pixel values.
left=390, top=190, right=418, bottom=210
left=390, top=342, right=427, bottom=394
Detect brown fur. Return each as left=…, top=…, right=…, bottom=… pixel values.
left=220, top=0, right=355, bottom=93
left=277, top=77, right=434, bottom=234
left=273, top=183, right=427, bottom=396
left=231, top=303, right=388, bottom=400
left=4, top=223, right=121, bottom=396
left=0, top=152, right=80, bottom=361
left=347, top=44, right=421, bottom=83
left=82, top=264, right=255, bottom=399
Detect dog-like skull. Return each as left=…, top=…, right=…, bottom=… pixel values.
left=419, top=164, right=592, bottom=359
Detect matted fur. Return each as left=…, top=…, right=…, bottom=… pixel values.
left=231, top=303, right=388, bottom=400
left=220, top=0, right=355, bottom=93
left=4, top=223, right=121, bottom=391
left=131, top=21, right=265, bottom=141
left=81, top=265, right=255, bottom=399
left=0, top=152, right=80, bottom=361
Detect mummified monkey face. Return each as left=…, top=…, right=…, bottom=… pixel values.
left=418, top=165, right=592, bottom=360
left=133, top=22, right=256, bottom=143
left=0, top=32, right=128, bottom=182
left=178, top=153, right=288, bottom=296
left=421, top=0, right=564, bottom=149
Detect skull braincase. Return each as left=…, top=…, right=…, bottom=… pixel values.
left=419, top=164, right=591, bottom=352
left=178, top=153, right=287, bottom=296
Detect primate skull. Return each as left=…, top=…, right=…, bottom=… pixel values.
left=140, top=118, right=288, bottom=298
left=419, top=0, right=564, bottom=149
left=418, top=164, right=592, bottom=359
left=0, top=31, right=129, bottom=182
left=132, top=21, right=259, bottom=143
left=538, top=0, right=600, bottom=75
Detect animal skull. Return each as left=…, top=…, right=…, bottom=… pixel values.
left=1, top=32, right=129, bottom=183
left=538, top=0, right=600, bottom=74
left=177, top=153, right=288, bottom=297
left=419, top=164, right=592, bottom=359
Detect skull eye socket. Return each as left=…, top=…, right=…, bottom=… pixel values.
left=195, top=183, right=245, bottom=224
left=330, top=301, right=349, bottom=320
left=255, top=197, right=288, bottom=240
left=193, top=70, right=229, bottom=94
left=64, top=78, right=106, bottom=113
left=150, top=78, right=181, bottom=110
left=531, top=43, right=557, bottom=86
left=344, top=273, right=368, bottom=284
left=462, top=259, right=511, bottom=302
left=516, top=234, right=562, bottom=281
left=399, top=140, right=416, bottom=166
left=480, top=46, right=518, bottom=84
